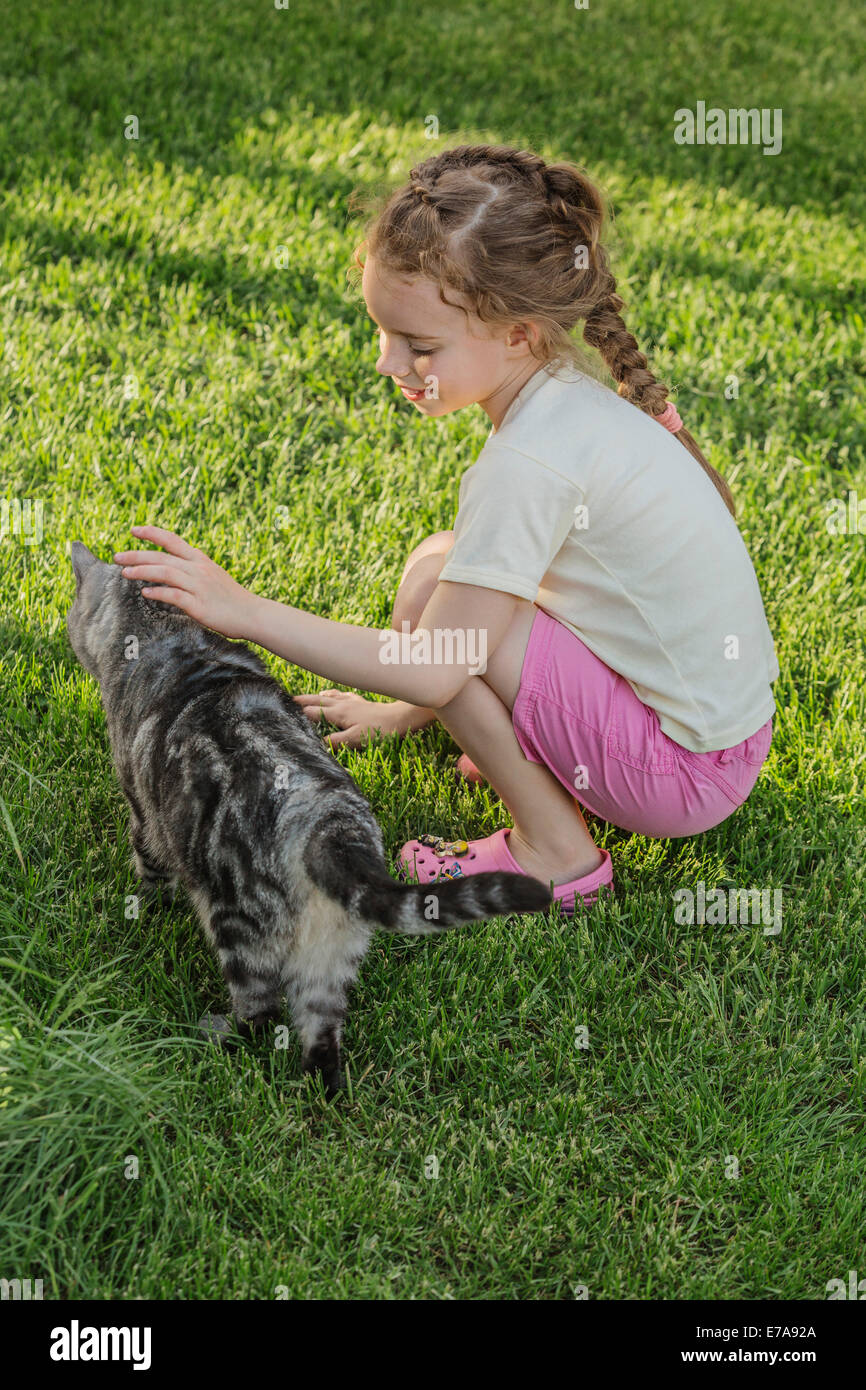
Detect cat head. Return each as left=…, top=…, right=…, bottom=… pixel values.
left=67, top=540, right=193, bottom=682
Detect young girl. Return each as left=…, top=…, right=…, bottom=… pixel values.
left=114, top=144, right=779, bottom=916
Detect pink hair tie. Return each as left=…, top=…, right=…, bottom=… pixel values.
left=655, top=401, right=683, bottom=433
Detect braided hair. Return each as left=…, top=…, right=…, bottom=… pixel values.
left=355, top=144, right=735, bottom=516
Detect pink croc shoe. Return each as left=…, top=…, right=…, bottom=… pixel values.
left=398, top=828, right=614, bottom=915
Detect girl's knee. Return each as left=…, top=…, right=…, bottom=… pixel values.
left=398, top=529, right=454, bottom=586
left=392, top=548, right=451, bottom=630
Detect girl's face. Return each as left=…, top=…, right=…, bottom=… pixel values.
left=362, top=255, right=539, bottom=428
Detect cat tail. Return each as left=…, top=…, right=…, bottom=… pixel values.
left=303, top=821, right=551, bottom=935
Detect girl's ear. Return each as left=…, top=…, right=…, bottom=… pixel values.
left=505, top=321, right=541, bottom=353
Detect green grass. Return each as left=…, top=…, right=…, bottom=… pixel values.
left=1, top=0, right=864, bottom=1300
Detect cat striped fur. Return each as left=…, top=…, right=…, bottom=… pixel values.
left=66, top=542, right=550, bottom=1095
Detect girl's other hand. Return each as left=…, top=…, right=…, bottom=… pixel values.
left=113, top=526, right=257, bottom=640
left=292, top=690, right=403, bottom=749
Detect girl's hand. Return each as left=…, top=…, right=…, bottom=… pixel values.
left=113, top=526, right=257, bottom=640
left=293, top=690, right=403, bottom=749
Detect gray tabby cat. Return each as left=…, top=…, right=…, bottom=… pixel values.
left=66, top=542, right=550, bottom=1095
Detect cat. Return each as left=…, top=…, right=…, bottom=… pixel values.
left=66, top=541, right=550, bottom=1095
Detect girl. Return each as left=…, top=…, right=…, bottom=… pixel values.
left=114, top=144, right=779, bottom=916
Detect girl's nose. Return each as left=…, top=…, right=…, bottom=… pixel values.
left=376, top=345, right=410, bottom=378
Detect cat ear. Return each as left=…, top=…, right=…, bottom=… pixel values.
left=69, top=540, right=99, bottom=586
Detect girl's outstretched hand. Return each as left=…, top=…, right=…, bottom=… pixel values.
left=113, top=526, right=257, bottom=640
left=293, top=690, right=404, bottom=749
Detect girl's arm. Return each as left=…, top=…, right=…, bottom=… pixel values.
left=114, top=526, right=519, bottom=709
left=244, top=581, right=516, bottom=707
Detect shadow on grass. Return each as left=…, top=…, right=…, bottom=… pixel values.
left=2, top=193, right=861, bottom=368
left=0, top=0, right=862, bottom=222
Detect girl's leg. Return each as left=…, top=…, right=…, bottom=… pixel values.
left=397, top=547, right=603, bottom=884
left=430, top=629, right=604, bottom=888
left=393, top=536, right=455, bottom=623
left=385, top=535, right=457, bottom=734
left=299, top=533, right=456, bottom=743
left=397, top=529, right=456, bottom=587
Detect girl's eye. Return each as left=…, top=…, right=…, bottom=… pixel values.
left=409, top=345, right=433, bottom=356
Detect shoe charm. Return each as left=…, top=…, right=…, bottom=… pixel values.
left=418, top=833, right=469, bottom=858
left=439, top=862, right=464, bottom=880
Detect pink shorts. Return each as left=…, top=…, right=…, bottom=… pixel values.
left=512, top=608, right=774, bottom=838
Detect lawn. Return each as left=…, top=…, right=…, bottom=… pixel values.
left=0, top=0, right=864, bottom=1299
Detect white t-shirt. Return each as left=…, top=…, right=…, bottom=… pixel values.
left=437, top=365, right=779, bottom=753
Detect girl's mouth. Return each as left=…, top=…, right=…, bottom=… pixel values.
left=398, top=384, right=428, bottom=402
